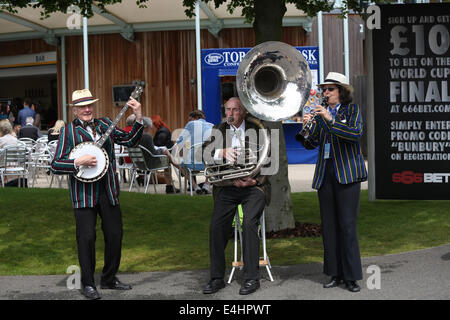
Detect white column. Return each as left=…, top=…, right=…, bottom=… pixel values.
left=343, top=15, right=350, bottom=80
left=195, top=1, right=202, bottom=110
left=318, top=11, right=324, bottom=83
left=61, top=36, right=67, bottom=123
left=83, top=17, right=89, bottom=89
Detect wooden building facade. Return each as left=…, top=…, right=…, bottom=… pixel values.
left=0, top=14, right=365, bottom=132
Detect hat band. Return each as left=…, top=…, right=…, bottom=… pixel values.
left=72, top=96, right=95, bottom=105
left=324, top=79, right=341, bottom=84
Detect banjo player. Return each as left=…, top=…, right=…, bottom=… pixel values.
left=51, top=88, right=144, bottom=300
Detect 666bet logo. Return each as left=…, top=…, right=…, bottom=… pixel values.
left=392, top=171, right=450, bottom=184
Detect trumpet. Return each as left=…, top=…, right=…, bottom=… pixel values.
left=298, top=91, right=328, bottom=139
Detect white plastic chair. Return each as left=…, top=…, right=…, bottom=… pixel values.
left=114, top=144, right=133, bottom=184
left=47, top=140, right=67, bottom=188
left=30, top=139, right=53, bottom=187
left=0, top=144, right=29, bottom=187
left=18, top=137, right=36, bottom=151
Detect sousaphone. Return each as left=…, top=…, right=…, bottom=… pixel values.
left=204, top=41, right=311, bottom=184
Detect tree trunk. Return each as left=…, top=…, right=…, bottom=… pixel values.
left=253, top=0, right=286, bottom=44
left=253, top=0, right=295, bottom=232
left=263, top=121, right=296, bottom=231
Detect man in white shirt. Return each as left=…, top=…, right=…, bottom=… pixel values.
left=201, top=97, right=270, bottom=296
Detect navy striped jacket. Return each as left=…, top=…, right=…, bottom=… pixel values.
left=51, top=117, right=143, bottom=208
left=300, top=104, right=367, bottom=190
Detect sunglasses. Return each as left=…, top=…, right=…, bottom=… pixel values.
left=322, top=86, right=336, bottom=92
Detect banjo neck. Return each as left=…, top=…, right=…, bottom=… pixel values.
left=95, top=85, right=143, bottom=148
left=95, top=104, right=129, bottom=148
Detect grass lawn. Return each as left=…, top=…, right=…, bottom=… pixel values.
left=0, top=188, right=449, bottom=276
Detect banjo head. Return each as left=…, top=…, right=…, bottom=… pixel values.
left=69, top=142, right=109, bottom=183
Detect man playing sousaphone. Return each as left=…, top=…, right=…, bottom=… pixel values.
left=201, top=97, right=270, bottom=295
left=51, top=89, right=144, bottom=299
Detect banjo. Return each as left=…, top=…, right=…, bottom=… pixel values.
left=69, top=85, right=143, bottom=183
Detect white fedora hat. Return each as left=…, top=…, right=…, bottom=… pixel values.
left=70, top=89, right=99, bottom=107
left=319, top=72, right=353, bottom=92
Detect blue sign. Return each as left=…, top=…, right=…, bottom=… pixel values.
left=201, top=46, right=320, bottom=164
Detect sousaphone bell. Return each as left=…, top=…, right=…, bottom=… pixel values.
left=236, top=41, right=312, bottom=121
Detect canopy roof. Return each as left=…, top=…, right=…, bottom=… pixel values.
left=0, top=0, right=313, bottom=43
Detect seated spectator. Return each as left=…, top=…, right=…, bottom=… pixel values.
left=18, top=117, right=42, bottom=140
left=139, top=117, right=180, bottom=194
left=47, top=120, right=65, bottom=142
left=0, top=120, right=18, bottom=149
left=12, top=124, right=21, bottom=138
left=152, top=114, right=174, bottom=149
left=176, top=110, right=213, bottom=194
left=124, top=114, right=135, bottom=132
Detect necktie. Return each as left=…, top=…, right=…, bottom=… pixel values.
left=83, top=120, right=96, bottom=137
left=329, top=107, right=338, bottom=120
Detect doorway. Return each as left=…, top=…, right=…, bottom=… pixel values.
left=0, top=73, right=58, bottom=130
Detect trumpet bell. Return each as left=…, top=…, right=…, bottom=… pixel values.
left=236, top=41, right=312, bottom=122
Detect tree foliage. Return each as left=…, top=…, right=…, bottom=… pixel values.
left=183, top=0, right=336, bottom=23
left=182, top=0, right=376, bottom=22
left=1, top=0, right=377, bottom=20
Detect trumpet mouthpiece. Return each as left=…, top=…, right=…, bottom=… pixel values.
left=226, top=116, right=234, bottom=124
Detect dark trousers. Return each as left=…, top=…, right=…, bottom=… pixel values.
left=210, top=186, right=265, bottom=280
left=73, top=183, right=123, bottom=288
left=318, top=160, right=363, bottom=281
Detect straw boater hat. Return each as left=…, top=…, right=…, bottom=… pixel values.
left=70, top=89, right=99, bottom=107
left=318, top=72, right=353, bottom=93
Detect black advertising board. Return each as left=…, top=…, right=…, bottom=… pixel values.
left=373, top=4, right=450, bottom=200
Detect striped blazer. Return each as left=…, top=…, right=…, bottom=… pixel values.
left=300, top=104, right=367, bottom=190
left=51, top=117, right=143, bottom=208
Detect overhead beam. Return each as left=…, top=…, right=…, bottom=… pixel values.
left=0, top=11, right=58, bottom=45
left=91, top=5, right=134, bottom=41
left=198, top=1, right=223, bottom=37
left=0, top=11, right=48, bottom=33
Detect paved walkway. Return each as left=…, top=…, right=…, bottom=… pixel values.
left=0, top=244, right=448, bottom=300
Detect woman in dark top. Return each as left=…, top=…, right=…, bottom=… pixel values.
left=47, top=120, right=65, bottom=142
left=151, top=114, right=173, bottom=148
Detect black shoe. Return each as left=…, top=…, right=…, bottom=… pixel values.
left=100, top=277, right=132, bottom=290
left=344, top=280, right=361, bottom=292
left=81, top=286, right=101, bottom=300
left=239, top=279, right=260, bottom=295
left=323, top=276, right=342, bottom=288
left=203, top=279, right=225, bottom=294
left=166, top=185, right=180, bottom=194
